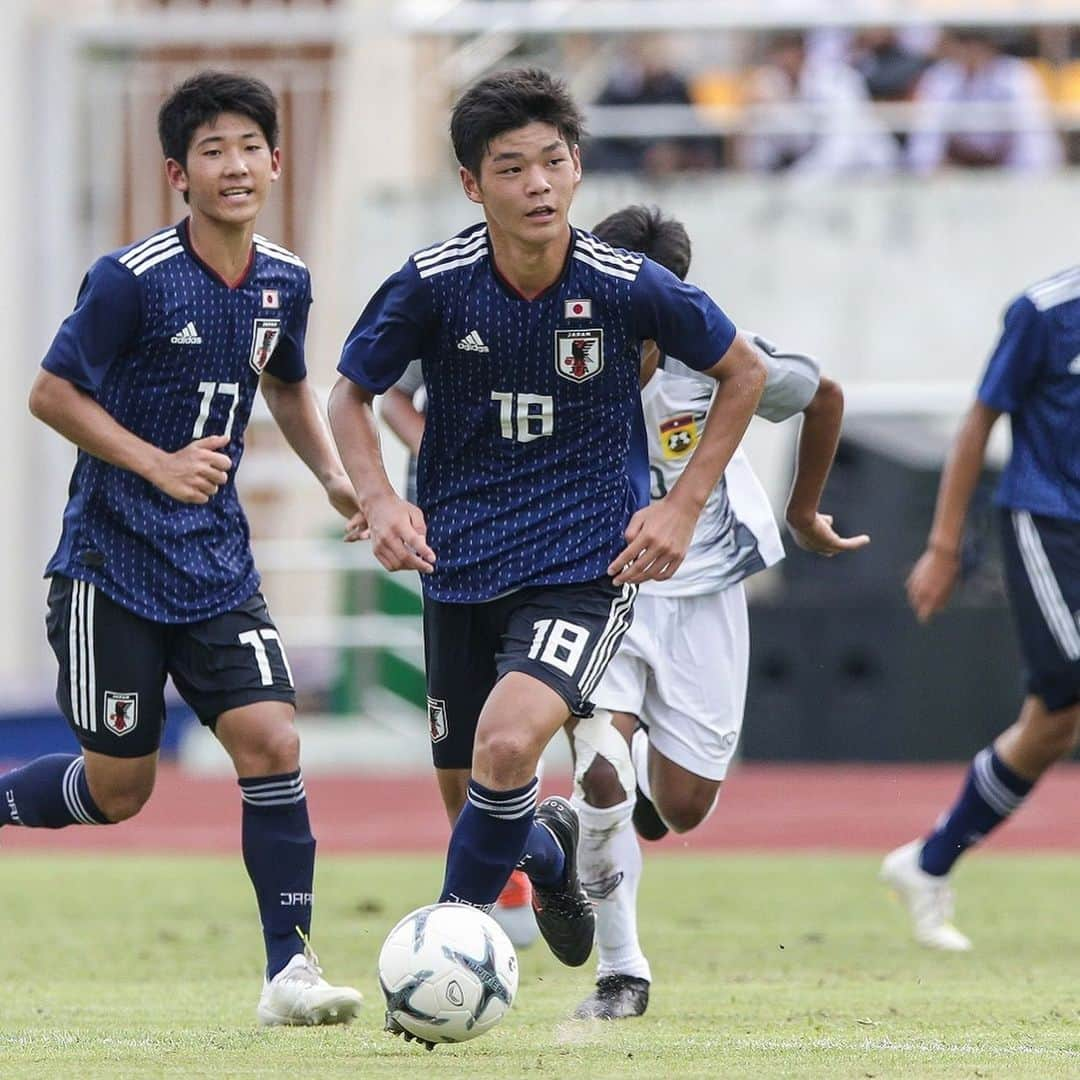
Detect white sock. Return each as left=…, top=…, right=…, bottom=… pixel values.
left=631, top=727, right=652, bottom=803
left=571, top=793, right=651, bottom=983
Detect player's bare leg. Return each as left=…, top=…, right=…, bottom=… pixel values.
left=82, top=749, right=158, bottom=822
left=216, top=702, right=362, bottom=1025
left=639, top=736, right=722, bottom=836
left=883, top=695, right=1079, bottom=951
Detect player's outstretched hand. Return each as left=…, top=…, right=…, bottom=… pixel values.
left=787, top=512, right=871, bottom=557
left=152, top=434, right=232, bottom=504
left=366, top=493, right=435, bottom=574
left=608, top=498, right=697, bottom=585
left=906, top=547, right=960, bottom=623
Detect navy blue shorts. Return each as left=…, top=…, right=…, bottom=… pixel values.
left=1000, top=510, right=1080, bottom=711
left=46, top=576, right=296, bottom=759
left=422, top=577, right=637, bottom=769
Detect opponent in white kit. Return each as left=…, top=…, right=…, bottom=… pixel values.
left=569, top=205, right=870, bottom=1020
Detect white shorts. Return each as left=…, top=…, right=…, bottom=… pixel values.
left=592, top=584, right=749, bottom=781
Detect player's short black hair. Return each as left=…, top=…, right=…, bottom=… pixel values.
left=450, top=68, right=586, bottom=176
left=158, top=70, right=279, bottom=166
left=591, top=205, right=692, bottom=281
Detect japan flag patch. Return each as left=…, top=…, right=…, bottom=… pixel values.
left=262, top=289, right=280, bottom=309
left=563, top=298, right=592, bottom=319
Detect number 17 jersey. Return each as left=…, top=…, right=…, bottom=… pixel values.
left=41, top=219, right=312, bottom=623
left=338, top=224, right=737, bottom=603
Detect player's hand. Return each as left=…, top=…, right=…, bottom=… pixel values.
left=787, top=511, right=871, bottom=557
left=906, top=547, right=960, bottom=623
left=323, top=474, right=370, bottom=541
left=366, top=492, right=435, bottom=573
left=151, top=434, right=232, bottom=504
left=607, top=497, right=698, bottom=585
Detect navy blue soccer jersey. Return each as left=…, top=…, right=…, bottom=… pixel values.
left=42, top=219, right=312, bottom=622
left=338, top=224, right=737, bottom=602
left=978, top=269, right=1080, bottom=522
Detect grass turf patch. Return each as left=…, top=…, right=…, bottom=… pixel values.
left=1, top=853, right=1078, bottom=1078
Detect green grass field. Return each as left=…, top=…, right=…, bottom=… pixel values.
left=1, top=853, right=1078, bottom=1079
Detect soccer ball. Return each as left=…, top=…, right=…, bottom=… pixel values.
left=378, top=902, right=519, bottom=1045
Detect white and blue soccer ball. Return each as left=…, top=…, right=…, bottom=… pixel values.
left=378, top=902, right=519, bottom=1045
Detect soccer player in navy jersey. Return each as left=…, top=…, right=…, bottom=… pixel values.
left=881, top=269, right=1080, bottom=951
left=2, top=72, right=364, bottom=1024
left=329, top=69, right=765, bottom=998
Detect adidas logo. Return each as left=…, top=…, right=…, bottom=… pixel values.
left=457, top=330, right=489, bottom=353
left=170, top=321, right=203, bottom=345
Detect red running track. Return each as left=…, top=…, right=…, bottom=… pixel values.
left=3, top=762, right=1079, bottom=854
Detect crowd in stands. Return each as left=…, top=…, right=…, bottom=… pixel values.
left=586, top=27, right=1073, bottom=176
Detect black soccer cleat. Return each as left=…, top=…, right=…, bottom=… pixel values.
left=530, top=796, right=595, bottom=967
left=632, top=784, right=669, bottom=841
left=573, top=974, right=651, bottom=1020
left=384, top=1012, right=437, bottom=1051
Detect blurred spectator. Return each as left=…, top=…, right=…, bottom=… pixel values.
left=906, top=28, right=1062, bottom=172
left=739, top=31, right=899, bottom=176
left=589, top=38, right=720, bottom=174
left=852, top=28, right=932, bottom=103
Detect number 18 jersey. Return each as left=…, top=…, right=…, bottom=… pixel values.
left=41, top=219, right=312, bottom=623
left=338, top=224, right=737, bottom=603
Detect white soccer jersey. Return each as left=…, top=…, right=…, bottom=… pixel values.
left=640, top=332, right=820, bottom=598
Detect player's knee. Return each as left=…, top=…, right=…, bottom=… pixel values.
left=657, top=786, right=720, bottom=834
left=1041, top=711, right=1080, bottom=761
left=233, top=722, right=301, bottom=776
left=93, top=781, right=153, bottom=823
left=580, top=754, right=627, bottom=808
left=473, top=727, right=539, bottom=783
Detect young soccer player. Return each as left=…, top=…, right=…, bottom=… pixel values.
left=566, top=205, right=868, bottom=1019
left=882, top=268, right=1080, bottom=951
left=2, top=71, right=364, bottom=1025
left=328, top=69, right=765, bottom=996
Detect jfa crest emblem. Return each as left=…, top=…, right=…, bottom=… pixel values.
left=249, top=318, right=282, bottom=374
left=555, top=328, right=603, bottom=383
left=104, top=691, right=138, bottom=737
left=659, top=413, right=700, bottom=459
left=427, top=697, right=449, bottom=743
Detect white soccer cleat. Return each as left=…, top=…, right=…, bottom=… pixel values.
left=880, top=840, right=973, bottom=952
left=257, top=948, right=364, bottom=1026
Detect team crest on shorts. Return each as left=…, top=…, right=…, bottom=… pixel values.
left=659, top=413, right=700, bottom=459
left=427, top=696, right=449, bottom=743
left=555, top=328, right=603, bottom=383
left=104, top=691, right=138, bottom=737
left=249, top=318, right=282, bottom=374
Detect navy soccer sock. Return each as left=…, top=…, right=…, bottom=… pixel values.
left=440, top=777, right=540, bottom=907
left=0, top=754, right=109, bottom=827
left=919, top=747, right=1034, bottom=876
left=239, top=770, right=316, bottom=980
left=517, top=813, right=566, bottom=888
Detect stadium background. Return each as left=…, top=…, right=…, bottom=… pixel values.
left=2, top=0, right=1078, bottom=828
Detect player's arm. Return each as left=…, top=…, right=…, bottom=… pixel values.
left=786, top=376, right=871, bottom=556
left=29, top=370, right=232, bottom=505
left=259, top=372, right=367, bottom=541
left=33, top=255, right=232, bottom=504
left=906, top=400, right=1001, bottom=622
left=611, top=332, right=765, bottom=584
left=327, top=378, right=434, bottom=573
left=909, top=294, right=1042, bottom=622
